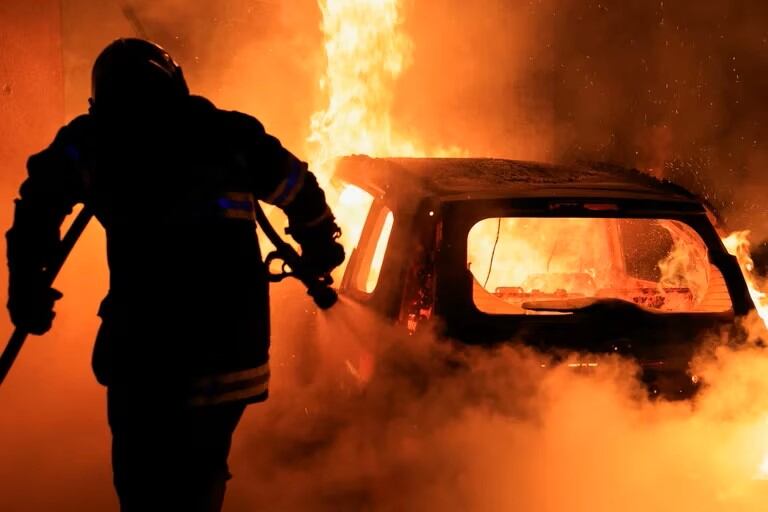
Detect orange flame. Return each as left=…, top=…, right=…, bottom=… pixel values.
left=308, top=0, right=417, bottom=180
left=306, top=0, right=417, bottom=279
left=722, top=231, right=768, bottom=324
left=720, top=231, right=768, bottom=480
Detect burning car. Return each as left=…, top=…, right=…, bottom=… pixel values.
left=329, top=156, right=755, bottom=398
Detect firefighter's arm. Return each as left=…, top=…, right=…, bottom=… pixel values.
left=241, top=118, right=344, bottom=275
left=280, top=167, right=345, bottom=277
left=6, top=121, right=86, bottom=334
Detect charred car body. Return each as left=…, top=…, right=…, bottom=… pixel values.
left=331, top=156, right=754, bottom=398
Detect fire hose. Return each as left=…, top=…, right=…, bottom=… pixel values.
left=0, top=202, right=337, bottom=386
left=0, top=207, right=93, bottom=387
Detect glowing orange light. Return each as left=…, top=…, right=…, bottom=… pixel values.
left=757, top=454, right=768, bottom=480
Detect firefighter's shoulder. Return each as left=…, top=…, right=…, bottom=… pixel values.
left=190, top=96, right=268, bottom=140
left=65, top=113, right=92, bottom=132
left=52, top=114, right=93, bottom=148
left=28, top=114, right=93, bottom=171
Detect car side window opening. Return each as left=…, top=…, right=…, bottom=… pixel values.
left=335, top=185, right=376, bottom=249
left=467, top=217, right=732, bottom=314
left=355, top=207, right=394, bottom=293
left=328, top=184, right=376, bottom=283
left=334, top=183, right=395, bottom=294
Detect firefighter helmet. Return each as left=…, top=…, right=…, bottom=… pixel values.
left=89, top=38, right=189, bottom=117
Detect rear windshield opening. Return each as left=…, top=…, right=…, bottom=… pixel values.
left=467, top=217, right=732, bottom=315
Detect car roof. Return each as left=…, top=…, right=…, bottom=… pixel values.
left=333, top=155, right=707, bottom=206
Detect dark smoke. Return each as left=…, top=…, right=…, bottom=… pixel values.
left=395, top=0, right=768, bottom=235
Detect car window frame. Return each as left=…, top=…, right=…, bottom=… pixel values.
left=341, top=198, right=396, bottom=302
left=435, top=197, right=753, bottom=329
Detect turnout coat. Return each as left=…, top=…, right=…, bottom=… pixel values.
left=6, top=96, right=337, bottom=406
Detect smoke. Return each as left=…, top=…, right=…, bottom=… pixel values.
left=59, top=0, right=323, bottom=152
left=223, top=299, right=768, bottom=511
left=389, top=0, right=768, bottom=236
left=538, top=0, right=768, bottom=234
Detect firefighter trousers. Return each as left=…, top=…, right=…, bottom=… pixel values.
left=107, top=387, right=246, bottom=512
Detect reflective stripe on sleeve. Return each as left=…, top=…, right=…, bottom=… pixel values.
left=303, top=206, right=333, bottom=229
left=217, top=192, right=256, bottom=221
left=264, top=161, right=306, bottom=207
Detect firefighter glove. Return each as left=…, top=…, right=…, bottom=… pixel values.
left=8, top=281, right=63, bottom=335
left=300, top=240, right=345, bottom=277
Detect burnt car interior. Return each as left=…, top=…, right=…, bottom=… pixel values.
left=468, top=216, right=732, bottom=315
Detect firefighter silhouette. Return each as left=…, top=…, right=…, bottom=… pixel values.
left=6, top=38, right=345, bottom=511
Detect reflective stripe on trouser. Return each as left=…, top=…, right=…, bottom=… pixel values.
left=187, top=363, right=270, bottom=406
